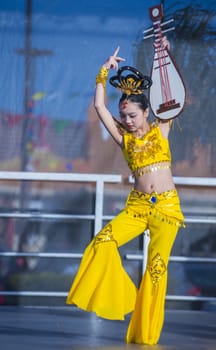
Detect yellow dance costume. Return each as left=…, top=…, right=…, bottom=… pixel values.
left=66, top=122, right=184, bottom=345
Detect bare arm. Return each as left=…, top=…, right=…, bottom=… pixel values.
left=94, top=47, right=125, bottom=147
left=158, top=119, right=173, bottom=138
left=155, top=36, right=172, bottom=138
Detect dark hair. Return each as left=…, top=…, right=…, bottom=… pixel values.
left=119, top=93, right=149, bottom=111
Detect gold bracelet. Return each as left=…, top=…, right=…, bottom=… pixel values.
left=96, top=67, right=109, bottom=89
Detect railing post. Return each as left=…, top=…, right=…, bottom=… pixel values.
left=142, top=229, right=150, bottom=274
left=94, top=179, right=104, bottom=235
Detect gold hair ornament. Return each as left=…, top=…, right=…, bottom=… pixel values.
left=109, top=66, right=152, bottom=95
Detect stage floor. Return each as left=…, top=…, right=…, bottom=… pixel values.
left=0, top=306, right=216, bottom=350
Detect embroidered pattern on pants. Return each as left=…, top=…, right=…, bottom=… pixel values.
left=147, top=252, right=166, bottom=291
left=94, top=224, right=117, bottom=245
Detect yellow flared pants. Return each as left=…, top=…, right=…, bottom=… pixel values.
left=66, top=188, right=184, bottom=345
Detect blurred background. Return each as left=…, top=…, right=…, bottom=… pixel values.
left=0, top=0, right=215, bottom=311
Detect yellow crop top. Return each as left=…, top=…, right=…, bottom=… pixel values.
left=122, top=122, right=171, bottom=177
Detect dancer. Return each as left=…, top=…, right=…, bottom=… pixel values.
left=66, top=42, right=184, bottom=345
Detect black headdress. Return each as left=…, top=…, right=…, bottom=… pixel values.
left=109, top=66, right=152, bottom=95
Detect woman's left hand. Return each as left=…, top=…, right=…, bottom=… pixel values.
left=154, top=36, right=170, bottom=50
left=161, top=36, right=170, bottom=50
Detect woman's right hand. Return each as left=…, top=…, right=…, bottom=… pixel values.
left=94, top=46, right=125, bottom=147
left=102, top=47, right=125, bottom=71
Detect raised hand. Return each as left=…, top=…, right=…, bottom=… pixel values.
left=154, top=36, right=170, bottom=50
left=103, top=47, right=125, bottom=71
left=161, top=36, right=170, bottom=50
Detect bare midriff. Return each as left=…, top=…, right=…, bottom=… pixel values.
left=133, top=162, right=175, bottom=194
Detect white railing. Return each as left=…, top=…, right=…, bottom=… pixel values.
left=0, top=171, right=122, bottom=234
left=0, top=171, right=215, bottom=304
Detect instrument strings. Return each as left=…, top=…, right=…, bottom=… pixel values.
left=156, top=25, right=172, bottom=106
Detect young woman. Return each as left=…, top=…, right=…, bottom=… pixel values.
left=66, top=45, right=184, bottom=345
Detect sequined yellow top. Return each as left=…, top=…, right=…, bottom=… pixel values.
left=122, top=122, right=171, bottom=177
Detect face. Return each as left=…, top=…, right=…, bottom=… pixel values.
left=119, top=100, right=149, bottom=132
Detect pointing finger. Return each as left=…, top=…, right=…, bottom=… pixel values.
left=113, top=46, right=120, bottom=57
left=116, top=56, right=126, bottom=62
